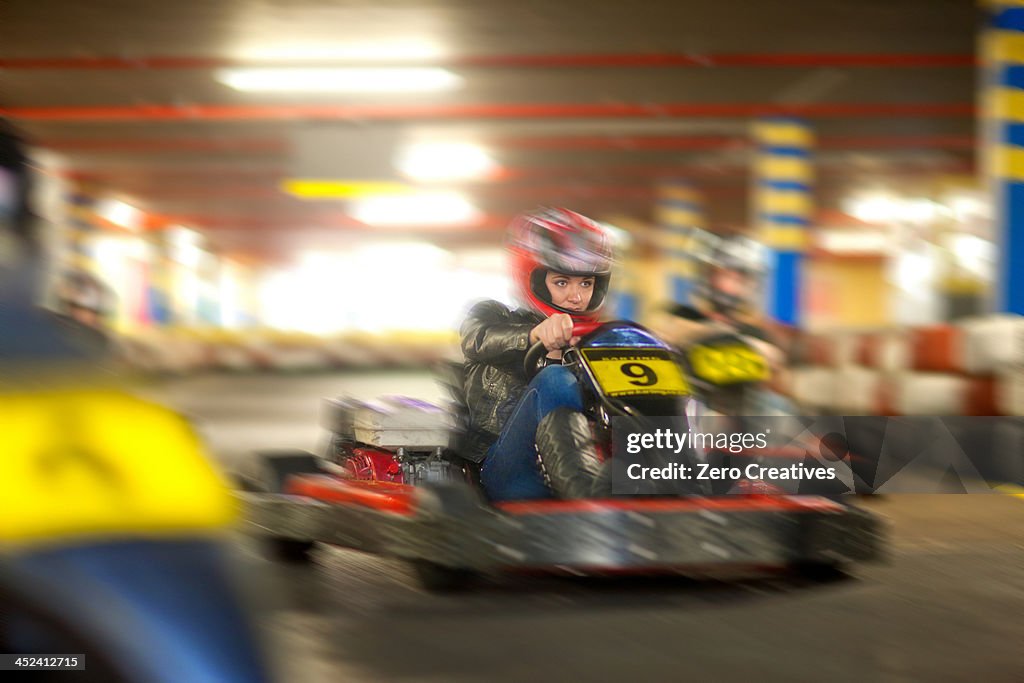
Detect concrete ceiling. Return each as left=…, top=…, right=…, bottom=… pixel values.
left=0, top=0, right=978, bottom=257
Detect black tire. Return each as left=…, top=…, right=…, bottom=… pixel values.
left=248, top=450, right=323, bottom=562
left=267, top=538, right=316, bottom=564
left=535, top=407, right=604, bottom=499
left=411, top=561, right=477, bottom=592
left=789, top=561, right=849, bottom=583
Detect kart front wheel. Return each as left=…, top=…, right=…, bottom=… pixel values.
left=410, top=560, right=476, bottom=592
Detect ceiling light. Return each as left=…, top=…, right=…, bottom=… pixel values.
left=396, top=143, right=498, bottom=182
left=842, top=194, right=897, bottom=224
left=217, top=67, right=462, bottom=93
left=240, top=41, right=445, bottom=62
left=350, top=192, right=481, bottom=227
left=842, top=194, right=938, bottom=225
left=96, top=199, right=142, bottom=230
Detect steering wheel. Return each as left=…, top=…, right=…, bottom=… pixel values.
left=523, top=320, right=601, bottom=380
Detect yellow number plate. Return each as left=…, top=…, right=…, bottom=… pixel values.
left=582, top=349, right=689, bottom=397
left=688, top=344, right=770, bottom=385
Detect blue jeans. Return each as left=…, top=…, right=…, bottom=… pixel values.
left=480, top=365, right=583, bottom=502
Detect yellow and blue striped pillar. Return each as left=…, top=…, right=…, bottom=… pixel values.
left=983, top=2, right=1024, bottom=314
left=596, top=217, right=641, bottom=321
left=611, top=249, right=641, bottom=321
left=65, top=190, right=98, bottom=277
left=655, top=181, right=705, bottom=305
left=752, top=118, right=814, bottom=325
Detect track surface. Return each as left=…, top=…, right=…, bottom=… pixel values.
left=145, top=372, right=1024, bottom=683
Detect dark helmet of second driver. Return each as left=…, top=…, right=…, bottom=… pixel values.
left=697, top=232, right=766, bottom=316
left=506, top=207, right=614, bottom=323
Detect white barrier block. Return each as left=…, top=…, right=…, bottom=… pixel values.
left=833, top=367, right=882, bottom=414
left=892, top=372, right=967, bottom=416
left=997, top=367, right=1024, bottom=417
left=790, top=367, right=836, bottom=411
left=959, top=315, right=1024, bottom=374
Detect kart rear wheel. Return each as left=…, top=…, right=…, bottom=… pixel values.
left=248, top=450, right=323, bottom=564
left=267, top=538, right=316, bottom=564
left=252, top=449, right=325, bottom=494
left=410, top=560, right=476, bottom=593
left=789, top=561, right=849, bottom=583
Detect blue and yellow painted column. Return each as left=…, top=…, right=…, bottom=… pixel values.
left=611, top=253, right=641, bottom=321
left=982, top=2, right=1024, bottom=314
left=65, top=189, right=98, bottom=276
left=752, top=118, right=814, bottom=325
left=655, top=181, right=705, bottom=305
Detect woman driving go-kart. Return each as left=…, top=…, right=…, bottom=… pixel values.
left=243, top=207, right=883, bottom=587
left=463, top=207, right=645, bottom=501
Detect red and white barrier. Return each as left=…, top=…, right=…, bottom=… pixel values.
left=788, top=314, right=1023, bottom=416
left=998, top=366, right=1024, bottom=416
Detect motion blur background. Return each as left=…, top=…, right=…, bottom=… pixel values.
left=4, top=1, right=1024, bottom=681
left=1, top=0, right=1007, bottom=363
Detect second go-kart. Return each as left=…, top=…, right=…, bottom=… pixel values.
left=238, top=320, right=883, bottom=590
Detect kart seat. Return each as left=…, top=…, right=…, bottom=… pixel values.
left=433, top=360, right=475, bottom=463
left=434, top=359, right=468, bottom=409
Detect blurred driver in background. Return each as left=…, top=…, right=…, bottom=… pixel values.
left=649, top=229, right=792, bottom=407
left=460, top=207, right=613, bottom=501
left=0, top=119, right=118, bottom=363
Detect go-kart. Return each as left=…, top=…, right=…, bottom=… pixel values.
left=239, top=320, right=883, bottom=590
left=0, top=387, right=271, bottom=683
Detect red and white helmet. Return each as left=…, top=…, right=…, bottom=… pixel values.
left=507, top=207, right=614, bottom=322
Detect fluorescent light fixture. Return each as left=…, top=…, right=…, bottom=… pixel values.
left=900, top=198, right=937, bottom=224
left=817, top=229, right=890, bottom=254
left=843, top=194, right=897, bottom=224
left=217, top=67, right=462, bottom=93
left=240, top=41, right=445, bottom=62
left=947, top=193, right=990, bottom=222
left=947, top=234, right=995, bottom=276
left=350, top=191, right=481, bottom=226
left=168, top=226, right=204, bottom=268
left=96, top=198, right=142, bottom=230
left=395, top=143, right=498, bottom=182
left=843, top=194, right=938, bottom=225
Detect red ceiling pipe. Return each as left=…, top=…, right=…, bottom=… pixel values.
left=129, top=185, right=660, bottom=201
left=65, top=160, right=974, bottom=186
left=63, top=168, right=287, bottom=181
left=42, top=138, right=287, bottom=153
left=495, top=135, right=745, bottom=150
left=494, top=160, right=975, bottom=180
left=42, top=133, right=974, bottom=154
left=163, top=215, right=512, bottom=232
left=2, top=102, right=975, bottom=122
left=493, top=133, right=975, bottom=151
left=0, top=53, right=975, bottom=70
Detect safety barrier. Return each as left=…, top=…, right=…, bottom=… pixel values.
left=786, top=314, right=1024, bottom=416
left=118, top=329, right=461, bottom=375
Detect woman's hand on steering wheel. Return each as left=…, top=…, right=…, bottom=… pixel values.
left=530, top=313, right=579, bottom=351
left=524, top=313, right=582, bottom=380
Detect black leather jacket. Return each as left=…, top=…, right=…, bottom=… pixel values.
left=459, top=300, right=544, bottom=462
